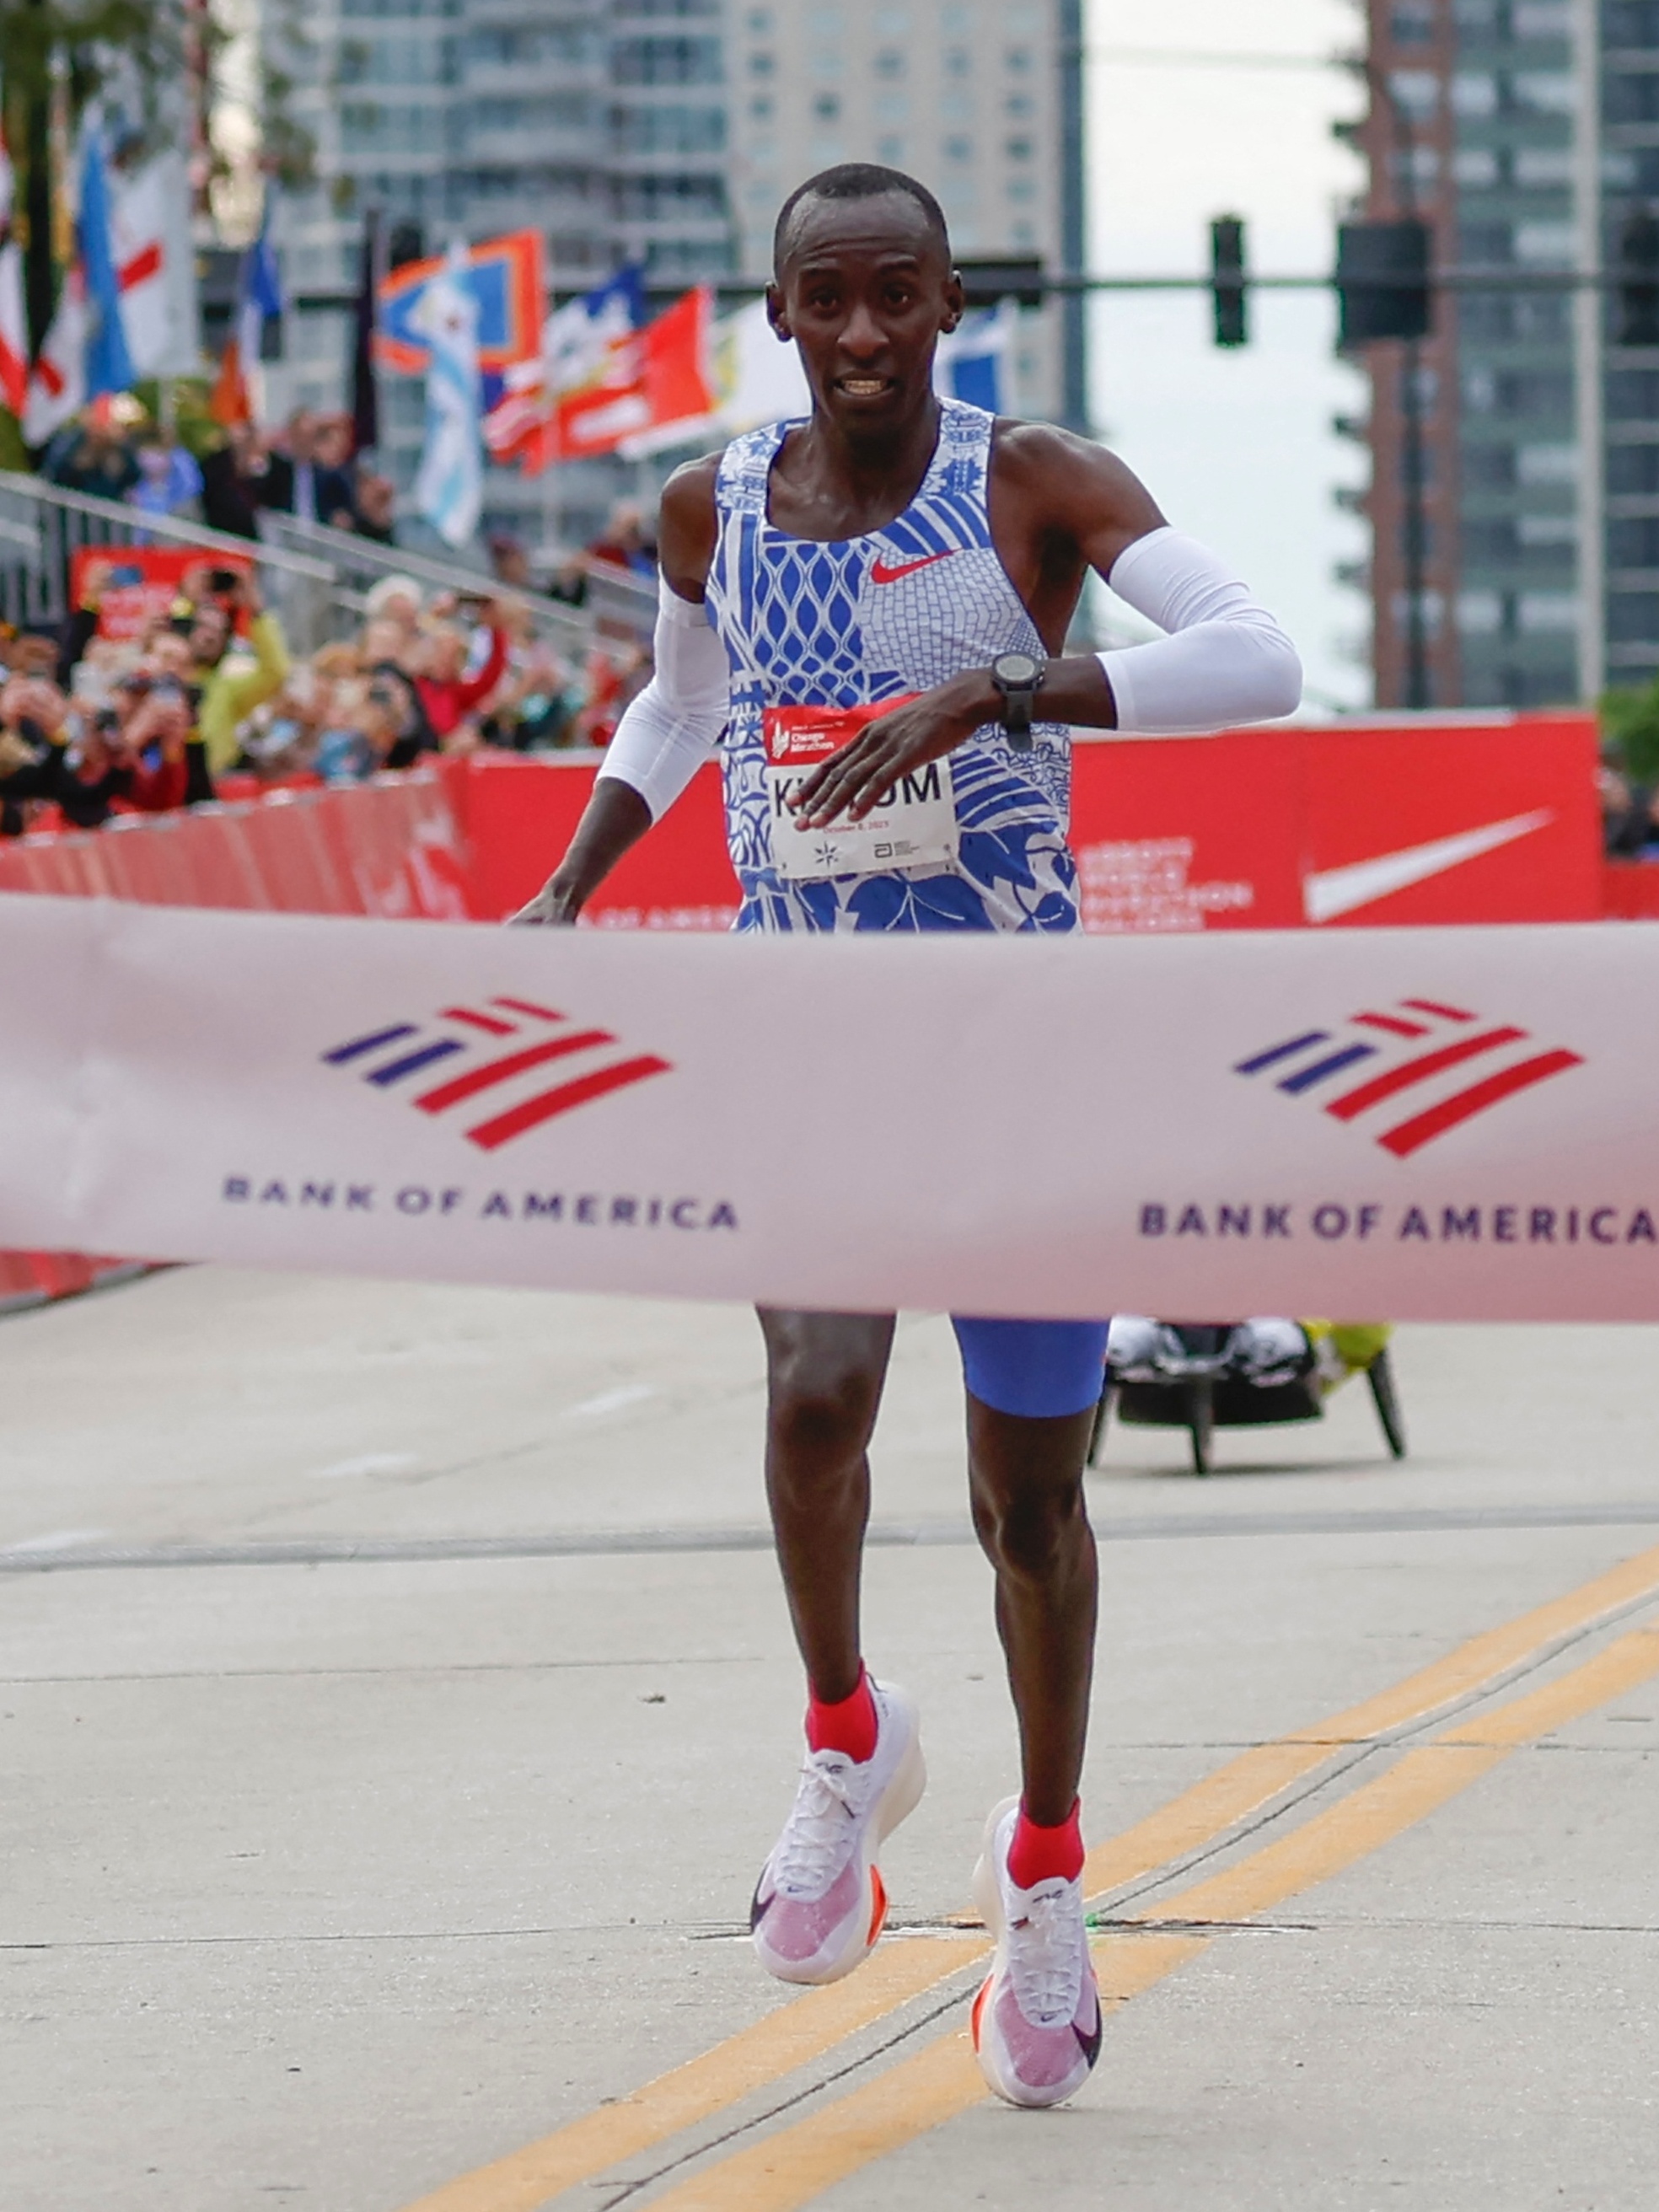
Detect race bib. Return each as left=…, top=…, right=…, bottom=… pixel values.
left=763, top=700, right=959, bottom=882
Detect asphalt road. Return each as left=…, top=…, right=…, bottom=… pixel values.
left=3, top=1265, right=1657, bottom=2211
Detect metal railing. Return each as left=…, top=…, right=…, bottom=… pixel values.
left=260, top=510, right=658, bottom=652
left=0, top=471, right=342, bottom=651
left=0, top=472, right=658, bottom=660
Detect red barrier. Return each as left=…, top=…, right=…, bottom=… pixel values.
left=455, top=711, right=1604, bottom=931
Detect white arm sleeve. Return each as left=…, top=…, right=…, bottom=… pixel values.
left=1096, top=527, right=1302, bottom=734
left=594, top=584, right=729, bottom=821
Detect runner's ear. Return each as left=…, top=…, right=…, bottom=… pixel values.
left=766, top=285, right=793, bottom=343
left=941, top=269, right=966, bottom=334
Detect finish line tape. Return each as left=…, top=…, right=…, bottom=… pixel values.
left=3, top=893, right=1655, bottom=1322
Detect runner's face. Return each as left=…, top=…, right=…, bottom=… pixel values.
left=771, top=196, right=961, bottom=432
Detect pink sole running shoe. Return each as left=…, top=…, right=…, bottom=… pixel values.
left=971, top=1796, right=1103, bottom=2109
left=749, top=1677, right=926, bottom=1986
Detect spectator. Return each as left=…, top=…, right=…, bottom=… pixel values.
left=184, top=567, right=292, bottom=777
left=127, top=432, right=204, bottom=532
left=412, top=597, right=509, bottom=744
left=256, top=410, right=355, bottom=529
left=0, top=674, right=70, bottom=835
left=351, top=467, right=398, bottom=544
left=42, top=401, right=141, bottom=502
left=199, top=423, right=265, bottom=541
left=586, top=499, right=658, bottom=582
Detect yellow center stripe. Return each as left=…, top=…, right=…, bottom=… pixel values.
left=396, top=1541, right=1659, bottom=2212
left=636, top=1628, right=1659, bottom=2212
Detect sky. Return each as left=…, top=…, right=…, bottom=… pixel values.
left=1082, top=0, right=1372, bottom=711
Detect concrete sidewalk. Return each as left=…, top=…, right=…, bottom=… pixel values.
left=3, top=1267, right=1657, bottom=2209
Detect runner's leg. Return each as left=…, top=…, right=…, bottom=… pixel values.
left=964, top=1395, right=1098, bottom=1823
left=756, top=1307, right=895, bottom=1700
left=749, top=1307, right=925, bottom=1989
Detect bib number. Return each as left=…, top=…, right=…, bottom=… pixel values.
left=763, top=701, right=959, bottom=882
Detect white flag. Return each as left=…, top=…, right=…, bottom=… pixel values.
left=22, top=266, right=89, bottom=445
left=711, top=296, right=810, bottom=434
left=0, top=126, right=27, bottom=416
left=110, top=152, right=198, bottom=378
left=412, top=241, right=482, bottom=550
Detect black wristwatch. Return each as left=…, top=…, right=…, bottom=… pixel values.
left=990, top=649, right=1046, bottom=750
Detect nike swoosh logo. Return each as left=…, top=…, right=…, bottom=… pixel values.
left=1304, top=809, right=1556, bottom=924
left=870, top=551, right=956, bottom=585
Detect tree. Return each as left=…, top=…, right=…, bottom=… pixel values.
left=1602, top=678, right=1659, bottom=787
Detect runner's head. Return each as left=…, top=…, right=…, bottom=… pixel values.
left=769, top=164, right=964, bottom=437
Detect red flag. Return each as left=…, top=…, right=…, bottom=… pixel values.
left=209, top=336, right=251, bottom=428
left=550, top=287, right=713, bottom=463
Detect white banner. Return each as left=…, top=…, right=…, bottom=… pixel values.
left=3, top=894, right=1656, bottom=1322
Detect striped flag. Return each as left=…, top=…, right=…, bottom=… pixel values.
left=0, top=124, right=27, bottom=417
left=412, top=241, right=482, bottom=550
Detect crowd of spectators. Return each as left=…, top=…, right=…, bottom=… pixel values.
left=39, top=399, right=398, bottom=545
left=0, top=400, right=660, bottom=841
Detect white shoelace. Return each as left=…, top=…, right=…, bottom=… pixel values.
left=1007, top=1883, right=1085, bottom=2026
left=772, top=1758, right=864, bottom=1898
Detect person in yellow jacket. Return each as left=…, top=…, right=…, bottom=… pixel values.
left=183, top=566, right=291, bottom=777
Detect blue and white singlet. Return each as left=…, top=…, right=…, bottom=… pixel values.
left=703, top=398, right=1079, bottom=935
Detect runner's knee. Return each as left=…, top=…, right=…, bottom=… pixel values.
left=970, top=1474, right=1090, bottom=1587
left=767, top=1359, right=883, bottom=1470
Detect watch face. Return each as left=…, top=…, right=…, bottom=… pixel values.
left=994, top=651, right=1041, bottom=687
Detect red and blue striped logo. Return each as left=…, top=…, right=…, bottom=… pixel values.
left=322, top=996, right=672, bottom=1152
left=1234, top=996, right=1583, bottom=1158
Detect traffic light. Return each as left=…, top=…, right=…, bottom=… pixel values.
left=1336, top=219, right=1432, bottom=344
left=1618, top=208, right=1659, bottom=347
left=1210, top=215, right=1248, bottom=347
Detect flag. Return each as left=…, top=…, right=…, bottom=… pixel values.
left=208, top=333, right=250, bottom=429
left=238, top=197, right=285, bottom=396
left=483, top=264, right=644, bottom=474
left=558, top=285, right=715, bottom=462
left=709, top=295, right=809, bottom=435
left=0, top=126, right=27, bottom=416
left=351, top=209, right=384, bottom=455
left=412, top=241, right=482, bottom=550
left=375, top=228, right=545, bottom=378
left=78, top=122, right=137, bottom=397
left=110, top=152, right=197, bottom=378
left=22, top=265, right=88, bottom=444
left=934, top=299, right=1018, bottom=415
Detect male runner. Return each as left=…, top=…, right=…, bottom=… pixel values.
left=518, top=166, right=1300, bottom=2107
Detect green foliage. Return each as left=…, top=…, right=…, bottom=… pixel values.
left=1601, top=679, right=1659, bottom=786
left=0, top=1, right=183, bottom=112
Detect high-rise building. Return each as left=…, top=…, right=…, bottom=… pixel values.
left=268, top=0, right=738, bottom=548
left=262, top=0, right=1086, bottom=546
left=1354, top=0, right=1659, bottom=710
left=726, top=0, right=1082, bottom=427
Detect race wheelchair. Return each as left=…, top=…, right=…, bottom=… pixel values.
left=1088, top=1318, right=1406, bottom=1477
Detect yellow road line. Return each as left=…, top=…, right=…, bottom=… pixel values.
left=1137, top=1628, right=1659, bottom=1930
left=396, top=1544, right=1659, bottom=2212
left=396, top=1939, right=990, bottom=2212
left=1082, top=1538, right=1659, bottom=1898
left=640, top=1936, right=1206, bottom=2212
left=624, top=1624, right=1659, bottom=2212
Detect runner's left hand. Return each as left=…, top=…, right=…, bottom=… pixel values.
left=792, top=673, right=992, bottom=828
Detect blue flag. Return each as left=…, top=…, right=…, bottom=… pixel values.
left=78, top=125, right=136, bottom=397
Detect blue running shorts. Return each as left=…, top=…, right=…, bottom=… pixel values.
left=950, top=1316, right=1111, bottom=1420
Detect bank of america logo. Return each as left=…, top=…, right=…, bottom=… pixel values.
left=1234, top=996, right=1582, bottom=1158
left=322, top=996, right=672, bottom=1152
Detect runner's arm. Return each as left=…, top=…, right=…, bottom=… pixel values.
left=793, top=433, right=1299, bottom=827
left=513, top=457, right=722, bottom=926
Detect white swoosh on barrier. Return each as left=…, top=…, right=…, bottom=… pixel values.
left=1303, top=808, right=1557, bottom=925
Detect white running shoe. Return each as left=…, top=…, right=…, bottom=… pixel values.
left=749, top=1678, right=926, bottom=1986
left=971, top=1796, right=1103, bottom=2109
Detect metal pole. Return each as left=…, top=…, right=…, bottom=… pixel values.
left=1570, top=0, right=1606, bottom=702
left=1400, top=337, right=1429, bottom=710
left=1056, top=0, right=1090, bottom=433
